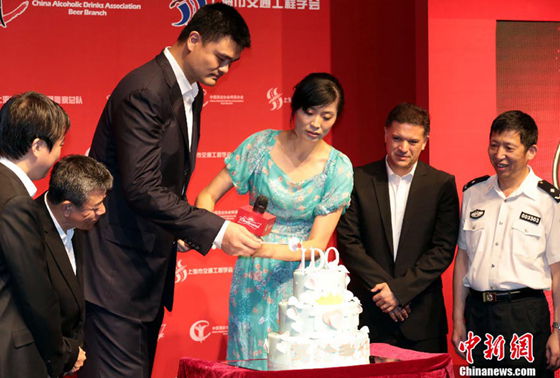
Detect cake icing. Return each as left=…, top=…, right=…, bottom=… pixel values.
left=265, top=241, right=370, bottom=370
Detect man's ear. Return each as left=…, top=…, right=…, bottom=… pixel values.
left=526, top=144, right=537, bottom=161
left=30, top=138, right=47, bottom=157
left=62, top=200, right=73, bottom=216
left=421, top=134, right=429, bottom=151
left=186, top=31, right=202, bottom=51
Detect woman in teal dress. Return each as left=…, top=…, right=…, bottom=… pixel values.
left=196, top=73, right=353, bottom=369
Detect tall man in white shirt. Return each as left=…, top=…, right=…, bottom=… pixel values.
left=338, top=103, right=460, bottom=352
left=80, top=4, right=261, bottom=377
left=453, top=110, right=560, bottom=376
left=0, top=91, right=70, bottom=377
left=34, top=155, right=113, bottom=376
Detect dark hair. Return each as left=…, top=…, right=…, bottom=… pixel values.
left=490, top=110, right=538, bottom=149
left=0, top=92, right=70, bottom=160
left=177, top=3, right=251, bottom=49
left=291, top=73, right=344, bottom=118
left=47, top=155, right=113, bottom=207
left=385, top=103, right=430, bottom=136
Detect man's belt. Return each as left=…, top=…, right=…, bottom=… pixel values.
left=469, top=288, right=544, bottom=303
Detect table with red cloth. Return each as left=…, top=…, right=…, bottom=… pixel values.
left=177, top=343, right=454, bottom=377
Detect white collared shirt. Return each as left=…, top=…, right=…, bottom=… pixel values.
left=0, top=158, right=37, bottom=196
left=44, top=194, right=76, bottom=275
left=163, top=47, right=198, bottom=151
left=386, top=158, right=417, bottom=260
left=458, top=167, right=560, bottom=291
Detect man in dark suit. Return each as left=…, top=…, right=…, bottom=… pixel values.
left=0, top=92, right=70, bottom=377
left=81, top=4, right=261, bottom=377
left=35, top=155, right=113, bottom=376
left=337, top=103, right=460, bottom=353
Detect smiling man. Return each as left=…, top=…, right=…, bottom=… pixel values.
left=80, top=4, right=261, bottom=377
left=452, top=110, right=560, bottom=376
left=337, top=103, right=460, bottom=352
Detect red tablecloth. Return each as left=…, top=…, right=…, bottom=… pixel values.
left=177, top=343, right=454, bottom=378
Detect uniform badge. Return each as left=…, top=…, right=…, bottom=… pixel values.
left=519, top=212, right=541, bottom=225
left=470, top=209, right=485, bottom=219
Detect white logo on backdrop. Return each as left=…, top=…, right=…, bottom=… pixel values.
left=221, top=0, right=321, bottom=10
left=267, top=88, right=283, bottom=111
left=0, top=95, right=83, bottom=105
left=31, top=1, right=141, bottom=17
left=175, top=259, right=234, bottom=280
left=0, top=0, right=29, bottom=28
left=190, top=320, right=211, bottom=343
left=189, top=320, right=228, bottom=343
left=202, top=88, right=209, bottom=107
left=158, top=323, right=167, bottom=340
left=175, top=259, right=188, bottom=283
left=553, top=143, right=560, bottom=189
left=215, top=210, right=237, bottom=221
left=196, top=151, right=230, bottom=159
left=267, top=87, right=292, bottom=111
left=203, top=88, right=244, bottom=107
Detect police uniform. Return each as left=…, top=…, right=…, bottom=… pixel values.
left=459, top=167, right=560, bottom=375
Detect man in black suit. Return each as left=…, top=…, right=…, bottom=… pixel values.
left=337, top=103, right=460, bottom=353
left=81, top=4, right=261, bottom=377
left=0, top=92, right=70, bottom=377
left=35, top=155, right=112, bottom=376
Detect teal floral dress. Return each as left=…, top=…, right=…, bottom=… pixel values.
left=224, top=129, right=353, bottom=369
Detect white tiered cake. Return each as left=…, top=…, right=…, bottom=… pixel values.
left=265, top=241, right=370, bottom=370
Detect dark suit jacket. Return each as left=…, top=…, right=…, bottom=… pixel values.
left=35, top=194, right=85, bottom=374
left=0, top=164, right=64, bottom=377
left=85, top=51, right=224, bottom=322
left=337, top=160, right=459, bottom=341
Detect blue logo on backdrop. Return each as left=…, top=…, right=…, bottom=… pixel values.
left=169, top=0, right=206, bottom=27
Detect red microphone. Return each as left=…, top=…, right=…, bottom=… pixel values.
left=234, top=195, right=276, bottom=237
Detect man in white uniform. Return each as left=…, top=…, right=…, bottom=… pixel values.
left=453, top=110, right=560, bottom=376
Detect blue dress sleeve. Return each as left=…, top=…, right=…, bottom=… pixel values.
left=315, top=151, right=354, bottom=216
left=225, top=130, right=275, bottom=195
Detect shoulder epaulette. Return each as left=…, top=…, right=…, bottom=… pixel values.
left=537, top=180, right=560, bottom=203
left=463, top=175, right=490, bottom=192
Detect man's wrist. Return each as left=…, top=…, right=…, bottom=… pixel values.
left=212, top=220, right=229, bottom=249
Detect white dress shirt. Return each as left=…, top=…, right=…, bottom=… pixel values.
left=386, top=158, right=417, bottom=260
left=0, top=157, right=37, bottom=196
left=458, top=167, right=560, bottom=291
left=44, top=194, right=76, bottom=275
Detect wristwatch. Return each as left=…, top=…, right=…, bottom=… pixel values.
left=552, top=322, right=560, bottom=330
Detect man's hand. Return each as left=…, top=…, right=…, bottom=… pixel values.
left=388, top=305, right=411, bottom=322
left=371, top=282, right=399, bottom=312
left=452, top=320, right=467, bottom=359
left=177, top=239, right=191, bottom=252
left=546, top=331, right=560, bottom=370
left=221, top=222, right=261, bottom=256
left=69, top=346, right=86, bottom=374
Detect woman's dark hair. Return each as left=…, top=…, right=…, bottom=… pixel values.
left=291, top=73, right=344, bottom=118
